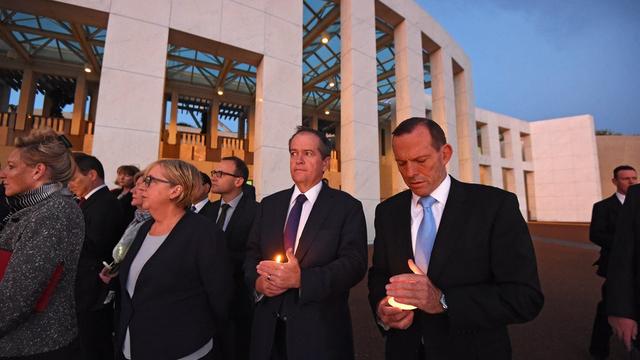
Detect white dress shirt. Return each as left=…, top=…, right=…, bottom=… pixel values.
left=410, top=175, right=451, bottom=254
left=616, top=192, right=626, bottom=204
left=286, top=180, right=323, bottom=253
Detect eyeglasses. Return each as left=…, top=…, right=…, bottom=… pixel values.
left=143, top=175, right=173, bottom=187
left=210, top=170, right=241, bottom=179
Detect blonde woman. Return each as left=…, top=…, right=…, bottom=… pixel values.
left=115, top=160, right=232, bottom=360
left=0, top=128, right=83, bottom=359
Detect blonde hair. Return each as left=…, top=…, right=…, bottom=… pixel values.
left=146, top=160, right=200, bottom=209
left=14, top=127, right=75, bottom=183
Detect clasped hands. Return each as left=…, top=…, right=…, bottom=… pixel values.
left=255, top=248, right=301, bottom=297
left=377, top=259, right=444, bottom=330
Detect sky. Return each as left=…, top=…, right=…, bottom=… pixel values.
left=417, top=0, right=640, bottom=135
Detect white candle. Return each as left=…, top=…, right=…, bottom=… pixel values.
left=388, top=297, right=417, bottom=310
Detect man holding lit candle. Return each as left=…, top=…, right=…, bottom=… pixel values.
left=368, top=117, right=543, bottom=359
left=244, top=127, right=367, bottom=360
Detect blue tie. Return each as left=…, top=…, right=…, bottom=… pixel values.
left=415, top=196, right=437, bottom=273
left=284, top=194, right=307, bottom=252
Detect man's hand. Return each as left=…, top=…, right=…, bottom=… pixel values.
left=385, top=260, right=444, bottom=314
left=255, top=275, right=287, bottom=297
left=609, top=316, right=638, bottom=351
left=377, top=296, right=414, bottom=329
left=256, top=248, right=301, bottom=290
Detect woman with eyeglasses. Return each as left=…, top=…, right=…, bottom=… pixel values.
left=0, top=128, right=83, bottom=360
left=115, top=160, right=233, bottom=360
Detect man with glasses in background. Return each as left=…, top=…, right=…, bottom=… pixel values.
left=210, top=156, right=258, bottom=360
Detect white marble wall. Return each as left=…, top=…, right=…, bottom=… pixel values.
left=474, top=108, right=533, bottom=219
left=530, top=115, right=601, bottom=222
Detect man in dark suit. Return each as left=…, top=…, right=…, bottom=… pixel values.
left=590, top=165, right=637, bottom=358
left=192, top=171, right=214, bottom=216
left=607, top=183, right=640, bottom=355
left=244, top=128, right=368, bottom=360
left=68, top=153, right=124, bottom=360
left=368, top=117, right=543, bottom=359
left=209, top=156, right=258, bottom=360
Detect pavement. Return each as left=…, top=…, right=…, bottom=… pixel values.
left=348, top=222, right=629, bottom=359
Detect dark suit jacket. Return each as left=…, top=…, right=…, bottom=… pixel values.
left=76, top=186, right=124, bottom=312
left=116, top=211, right=233, bottom=359
left=211, top=193, right=258, bottom=360
left=244, top=183, right=368, bottom=360
left=197, top=200, right=216, bottom=219
left=111, top=188, right=135, bottom=227
left=607, top=184, right=640, bottom=321
left=590, top=194, right=623, bottom=277
left=368, top=178, right=544, bottom=360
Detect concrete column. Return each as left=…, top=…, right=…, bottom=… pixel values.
left=430, top=48, right=459, bottom=177
left=453, top=65, right=479, bottom=182
left=0, top=84, right=10, bottom=112
left=42, top=94, right=55, bottom=118
left=237, top=113, right=245, bottom=139
left=88, top=87, right=98, bottom=125
left=168, top=91, right=178, bottom=145
left=210, top=99, right=219, bottom=148
left=392, top=19, right=424, bottom=195
left=394, top=20, right=425, bottom=123
left=16, top=68, right=36, bottom=130
left=92, top=12, right=169, bottom=182
left=248, top=105, right=255, bottom=152
left=253, top=3, right=303, bottom=199
left=340, top=0, right=380, bottom=241
left=71, top=73, right=86, bottom=135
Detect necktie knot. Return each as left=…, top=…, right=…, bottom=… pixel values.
left=419, top=196, right=437, bottom=209
left=295, top=194, right=308, bottom=206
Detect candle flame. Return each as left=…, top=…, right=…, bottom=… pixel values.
left=275, top=255, right=282, bottom=263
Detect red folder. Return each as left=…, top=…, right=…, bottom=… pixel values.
left=0, top=249, right=64, bottom=312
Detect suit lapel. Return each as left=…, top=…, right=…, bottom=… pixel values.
left=81, top=186, right=107, bottom=212
left=225, top=194, right=246, bottom=233
left=294, top=183, right=333, bottom=263
left=428, top=178, right=467, bottom=281
left=393, top=190, right=414, bottom=264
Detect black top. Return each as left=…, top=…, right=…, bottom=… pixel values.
left=590, top=193, right=623, bottom=277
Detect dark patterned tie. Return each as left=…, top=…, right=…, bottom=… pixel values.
left=77, top=197, right=86, bottom=208
left=216, top=203, right=231, bottom=230
left=283, top=194, right=307, bottom=252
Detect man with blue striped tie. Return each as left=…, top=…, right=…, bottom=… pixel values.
left=368, top=117, right=544, bottom=359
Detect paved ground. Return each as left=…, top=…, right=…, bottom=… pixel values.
left=348, top=223, right=629, bottom=359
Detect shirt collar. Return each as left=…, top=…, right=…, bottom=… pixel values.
left=221, top=191, right=243, bottom=208
left=291, top=180, right=323, bottom=206
left=193, top=197, right=210, bottom=212
left=616, top=192, right=626, bottom=204
left=411, top=175, right=451, bottom=208
left=85, top=184, right=107, bottom=199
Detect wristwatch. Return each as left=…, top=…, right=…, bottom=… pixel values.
left=439, top=292, right=448, bottom=311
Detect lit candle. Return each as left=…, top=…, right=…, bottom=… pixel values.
left=388, top=297, right=416, bottom=310
left=274, top=255, right=282, bottom=263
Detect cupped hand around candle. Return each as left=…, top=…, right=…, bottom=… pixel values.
left=377, top=296, right=415, bottom=330
left=385, top=259, right=445, bottom=314
left=257, top=248, right=301, bottom=290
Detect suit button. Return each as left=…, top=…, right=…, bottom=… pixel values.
left=273, top=312, right=279, bottom=318
left=282, top=316, right=288, bottom=322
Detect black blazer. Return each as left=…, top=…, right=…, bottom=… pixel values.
left=111, top=188, right=135, bottom=227
left=244, top=183, right=368, bottom=360
left=116, top=211, right=233, bottom=360
left=607, top=184, right=640, bottom=320
left=368, top=178, right=544, bottom=360
left=197, top=200, right=216, bottom=219
left=76, top=186, right=124, bottom=311
left=590, top=194, right=623, bottom=277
